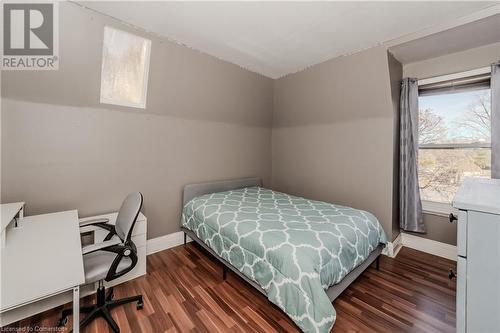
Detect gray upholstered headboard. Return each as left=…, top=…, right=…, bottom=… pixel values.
left=182, top=177, right=262, bottom=205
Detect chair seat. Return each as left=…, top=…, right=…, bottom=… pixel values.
left=84, top=251, right=132, bottom=284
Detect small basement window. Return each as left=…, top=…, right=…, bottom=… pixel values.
left=100, top=26, right=151, bottom=109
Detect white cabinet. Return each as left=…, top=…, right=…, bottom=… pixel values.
left=79, top=211, right=147, bottom=287
left=453, top=178, right=500, bottom=332
left=456, top=256, right=467, bottom=333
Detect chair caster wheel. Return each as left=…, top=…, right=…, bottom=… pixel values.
left=57, top=316, right=68, bottom=327
left=137, top=301, right=144, bottom=310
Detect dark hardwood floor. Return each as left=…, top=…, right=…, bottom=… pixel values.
left=7, top=244, right=456, bottom=332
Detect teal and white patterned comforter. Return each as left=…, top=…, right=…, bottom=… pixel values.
left=181, top=187, right=386, bottom=332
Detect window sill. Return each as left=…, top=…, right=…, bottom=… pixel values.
left=100, top=98, right=146, bottom=109
left=421, top=200, right=458, bottom=217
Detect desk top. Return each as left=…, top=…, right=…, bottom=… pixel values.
left=453, top=178, right=500, bottom=215
left=1, top=210, right=85, bottom=311
left=1, top=202, right=25, bottom=232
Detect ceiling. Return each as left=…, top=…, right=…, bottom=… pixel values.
left=80, top=1, right=498, bottom=79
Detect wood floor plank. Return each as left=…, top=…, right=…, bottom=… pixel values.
left=2, top=245, right=456, bottom=332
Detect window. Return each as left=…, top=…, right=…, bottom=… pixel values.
left=100, top=27, right=151, bottom=109
left=418, top=70, right=491, bottom=208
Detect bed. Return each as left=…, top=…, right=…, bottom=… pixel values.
left=180, top=177, right=386, bottom=333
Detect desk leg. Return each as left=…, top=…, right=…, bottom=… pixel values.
left=73, top=286, right=80, bottom=333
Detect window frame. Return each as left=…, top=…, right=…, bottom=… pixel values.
left=417, top=67, right=492, bottom=215
left=99, top=26, right=152, bottom=109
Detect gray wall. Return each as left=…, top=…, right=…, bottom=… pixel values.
left=4, top=3, right=497, bottom=244
left=403, top=42, right=500, bottom=78
left=402, top=42, right=500, bottom=245
left=387, top=52, right=403, bottom=241
left=405, top=214, right=457, bottom=245
left=272, top=46, right=397, bottom=240
left=1, top=3, right=273, bottom=239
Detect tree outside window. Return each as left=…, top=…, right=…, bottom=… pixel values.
left=418, top=88, right=491, bottom=203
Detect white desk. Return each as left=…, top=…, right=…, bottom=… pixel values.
left=0, top=210, right=85, bottom=332
left=0, top=202, right=25, bottom=248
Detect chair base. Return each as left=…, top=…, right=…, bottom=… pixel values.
left=59, top=284, right=143, bottom=333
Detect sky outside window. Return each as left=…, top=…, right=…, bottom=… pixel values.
left=418, top=88, right=491, bottom=144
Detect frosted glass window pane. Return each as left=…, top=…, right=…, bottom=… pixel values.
left=100, top=27, right=151, bottom=108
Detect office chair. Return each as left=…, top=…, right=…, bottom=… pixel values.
left=59, top=192, right=144, bottom=333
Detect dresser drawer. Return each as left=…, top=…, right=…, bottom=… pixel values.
left=457, top=210, right=467, bottom=257
left=466, top=211, right=500, bottom=332
left=456, top=256, right=467, bottom=332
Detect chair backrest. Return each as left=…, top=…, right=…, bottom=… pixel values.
left=115, top=192, right=143, bottom=242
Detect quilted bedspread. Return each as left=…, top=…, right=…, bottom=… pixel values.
left=181, top=187, right=386, bottom=332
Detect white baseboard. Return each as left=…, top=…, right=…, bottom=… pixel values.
left=401, top=233, right=457, bottom=261
left=146, top=230, right=457, bottom=262
left=146, top=231, right=191, bottom=255
left=393, top=233, right=403, bottom=257
left=382, top=232, right=402, bottom=258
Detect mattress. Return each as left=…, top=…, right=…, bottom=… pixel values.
left=181, top=187, right=387, bottom=333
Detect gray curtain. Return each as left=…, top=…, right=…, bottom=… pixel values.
left=399, top=78, right=425, bottom=233
left=492, top=61, right=500, bottom=179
